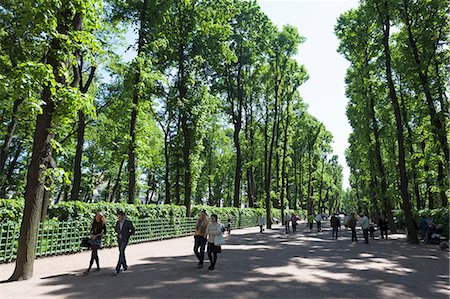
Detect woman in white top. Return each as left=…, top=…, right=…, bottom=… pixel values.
left=206, top=214, right=222, bottom=270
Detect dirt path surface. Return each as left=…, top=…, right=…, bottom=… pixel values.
left=1, top=222, right=449, bottom=298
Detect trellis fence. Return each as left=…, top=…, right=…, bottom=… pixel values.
left=0, top=216, right=257, bottom=263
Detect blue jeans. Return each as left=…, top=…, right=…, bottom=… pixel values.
left=116, top=239, right=128, bottom=272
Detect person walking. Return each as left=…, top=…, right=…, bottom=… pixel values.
left=330, top=213, right=340, bottom=239
left=284, top=212, right=290, bottom=234
left=378, top=215, right=389, bottom=240
left=349, top=213, right=358, bottom=243
left=113, top=211, right=135, bottom=275
left=291, top=213, right=298, bottom=233
left=315, top=213, right=323, bottom=232
left=361, top=213, right=370, bottom=244
left=258, top=214, right=265, bottom=233
left=194, top=210, right=209, bottom=268
left=83, top=211, right=106, bottom=275
left=206, top=214, right=223, bottom=270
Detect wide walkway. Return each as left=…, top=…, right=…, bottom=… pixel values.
left=1, top=222, right=449, bottom=298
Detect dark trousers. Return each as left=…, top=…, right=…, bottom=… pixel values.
left=285, top=221, right=290, bottom=234
left=332, top=226, right=339, bottom=239
left=194, top=235, right=207, bottom=265
left=309, top=222, right=313, bottom=230
left=351, top=227, right=357, bottom=242
left=259, top=225, right=263, bottom=233
left=317, top=221, right=322, bottom=232
left=363, top=229, right=369, bottom=244
left=292, top=223, right=297, bottom=233
left=207, top=242, right=217, bottom=267
left=115, top=239, right=128, bottom=272
left=380, top=228, right=388, bottom=239
left=88, top=248, right=99, bottom=271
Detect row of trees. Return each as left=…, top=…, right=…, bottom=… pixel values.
left=1, top=0, right=343, bottom=280
left=336, top=0, right=449, bottom=244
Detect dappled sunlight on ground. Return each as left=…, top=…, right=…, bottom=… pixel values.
left=0, top=224, right=448, bottom=298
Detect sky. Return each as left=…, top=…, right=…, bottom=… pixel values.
left=258, top=0, right=359, bottom=188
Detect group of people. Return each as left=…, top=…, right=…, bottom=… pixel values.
left=419, top=215, right=446, bottom=245
left=83, top=210, right=225, bottom=275
left=83, top=210, right=135, bottom=275
left=193, top=211, right=225, bottom=270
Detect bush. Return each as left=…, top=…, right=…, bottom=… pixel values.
left=0, top=198, right=24, bottom=221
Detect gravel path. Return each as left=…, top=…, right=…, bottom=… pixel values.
left=1, top=222, right=448, bottom=298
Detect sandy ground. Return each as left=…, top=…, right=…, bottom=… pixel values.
left=0, top=222, right=449, bottom=299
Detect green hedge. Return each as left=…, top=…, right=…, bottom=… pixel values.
left=1, top=198, right=306, bottom=227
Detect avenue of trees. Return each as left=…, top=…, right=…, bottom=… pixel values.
left=336, top=0, right=449, bottom=244
left=0, top=0, right=343, bottom=280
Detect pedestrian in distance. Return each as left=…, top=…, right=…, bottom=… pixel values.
left=378, top=215, right=388, bottom=240
left=307, top=214, right=314, bottom=231
left=206, top=214, right=223, bottom=270
left=194, top=210, right=209, bottom=268
left=83, top=211, right=106, bottom=275
left=349, top=213, right=358, bottom=243
left=113, top=211, right=135, bottom=275
left=226, top=217, right=232, bottom=234
left=284, top=212, right=290, bottom=234
left=258, top=214, right=265, bottom=233
left=330, top=213, right=340, bottom=239
left=361, top=213, right=370, bottom=244
left=291, top=213, right=298, bottom=233
left=315, top=213, right=323, bottom=232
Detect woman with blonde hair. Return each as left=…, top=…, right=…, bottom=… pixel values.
left=84, top=211, right=106, bottom=275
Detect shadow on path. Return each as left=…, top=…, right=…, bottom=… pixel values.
left=38, top=225, right=449, bottom=299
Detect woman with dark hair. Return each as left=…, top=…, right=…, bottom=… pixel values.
left=206, top=214, right=223, bottom=270
left=84, top=211, right=106, bottom=275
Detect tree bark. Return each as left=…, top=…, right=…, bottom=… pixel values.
left=375, top=0, right=418, bottom=243
left=401, top=0, right=449, bottom=164
left=0, top=98, right=23, bottom=175
left=110, top=158, right=125, bottom=203
left=128, top=0, right=148, bottom=204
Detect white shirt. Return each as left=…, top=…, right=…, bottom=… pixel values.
left=258, top=216, right=264, bottom=225
left=361, top=216, right=370, bottom=229
left=315, top=214, right=322, bottom=222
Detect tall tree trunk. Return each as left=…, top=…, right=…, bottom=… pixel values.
left=280, top=97, right=291, bottom=219
left=70, top=111, right=85, bottom=200
left=8, top=8, right=78, bottom=281
left=368, top=90, right=396, bottom=232
left=265, top=66, right=281, bottom=229
left=375, top=0, right=418, bottom=243
left=110, top=158, right=125, bottom=203
left=263, top=92, right=271, bottom=228
left=401, top=0, right=449, bottom=164
left=128, top=0, right=148, bottom=204
left=70, top=65, right=95, bottom=201
left=164, top=130, right=171, bottom=204
left=0, top=98, right=23, bottom=174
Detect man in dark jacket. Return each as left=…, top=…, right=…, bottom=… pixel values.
left=330, top=214, right=341, bottom=239
left=113, top=211, right=135, bottom=275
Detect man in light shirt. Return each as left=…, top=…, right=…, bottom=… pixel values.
left=360, top=213, right=370, bottom=244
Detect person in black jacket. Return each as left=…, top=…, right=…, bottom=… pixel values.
left=113, top=211, right=135, bottom=275
left=330, top=214, right=341, bottom=239
left=84, top=212, right=106, bottom=275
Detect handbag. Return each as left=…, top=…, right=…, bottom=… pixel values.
left=89, top=238, right=102, bottom=248
left=80, top=237, right=91, bottom=248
